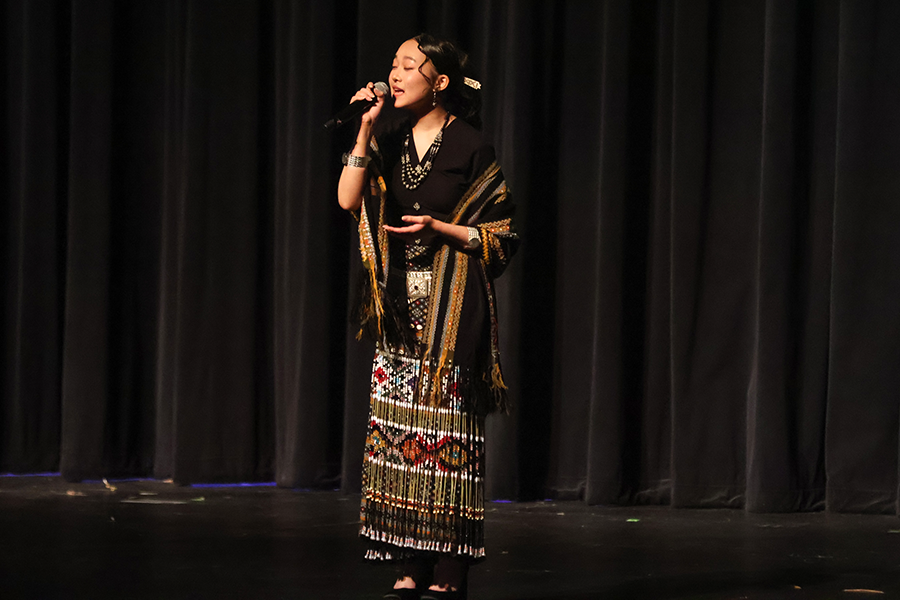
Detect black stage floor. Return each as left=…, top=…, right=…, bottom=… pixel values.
left=0, top=477, right=897, bottom=599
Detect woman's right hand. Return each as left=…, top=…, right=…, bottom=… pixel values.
left=350, top=82, right=386, bottom=128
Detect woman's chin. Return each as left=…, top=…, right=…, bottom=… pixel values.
left=394, top=96, right=428, bottom=112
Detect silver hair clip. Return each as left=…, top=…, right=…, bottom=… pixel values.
left=464, top=77, right=482, bottom=90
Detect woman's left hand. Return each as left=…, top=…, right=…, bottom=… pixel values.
left=383, top=215, right=438, bottom=242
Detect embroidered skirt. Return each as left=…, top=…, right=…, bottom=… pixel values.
left=360, top=349, right=486, bottom=561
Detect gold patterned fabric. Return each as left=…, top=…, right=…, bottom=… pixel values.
left=354, top=159, right=519, bottom=414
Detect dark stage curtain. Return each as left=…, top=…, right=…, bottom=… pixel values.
left=3, top=0, right=899, bottom=515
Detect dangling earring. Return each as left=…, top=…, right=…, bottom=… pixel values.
left=432, top=89, right=437, bottom=107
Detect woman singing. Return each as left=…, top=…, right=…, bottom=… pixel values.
left=337, top=34, right=518, bottom=599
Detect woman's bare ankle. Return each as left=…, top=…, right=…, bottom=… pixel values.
left=393, top=576, right=417, bottom=590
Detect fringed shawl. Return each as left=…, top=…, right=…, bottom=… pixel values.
left=352, top=141, right=519, bottom=414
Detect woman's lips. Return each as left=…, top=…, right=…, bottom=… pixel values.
left=392, top=87, right=404, bottom=96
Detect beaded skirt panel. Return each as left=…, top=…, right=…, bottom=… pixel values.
left=360, top=349, right=486, bottom=561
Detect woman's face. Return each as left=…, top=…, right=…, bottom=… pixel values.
left=390, top=39, right=444, bottom=111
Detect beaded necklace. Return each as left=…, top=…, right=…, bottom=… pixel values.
left=400, top=112, right=451, bottom=190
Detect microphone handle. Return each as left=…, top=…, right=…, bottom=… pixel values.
left=324, top=97, right=377, bottom=130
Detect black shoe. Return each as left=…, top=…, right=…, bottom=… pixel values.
left=420, top=591, right=460, bottom=600
left=383, top=589, right=421, bottom=600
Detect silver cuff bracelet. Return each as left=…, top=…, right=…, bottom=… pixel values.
left=342, top=153, right=371, bottom=168
left=465, top=226, right=481, bottom=250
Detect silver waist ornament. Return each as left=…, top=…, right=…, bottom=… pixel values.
left=406, top=270, right=432, bottom=300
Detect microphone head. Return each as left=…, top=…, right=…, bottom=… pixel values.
left=374, top=81, right=389, bottom=95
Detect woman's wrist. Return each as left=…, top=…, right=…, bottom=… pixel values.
left=355, top=123, right=374, bottom=150
left=346, top=136, right=371, bottom=164
left=433, top=221, right=471, bottom=247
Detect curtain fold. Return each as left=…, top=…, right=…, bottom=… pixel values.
left=1, top=0, right=66, bottom=473
left=3, top=0, right=899, bottom=515
left=271, top=0, right=351, bottom=488
left=59, top=0, right=115, bottom=481
left=825, top=0, right=900, bottom=514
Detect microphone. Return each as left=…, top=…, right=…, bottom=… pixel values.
left=324, top=82, right=390, bottom=130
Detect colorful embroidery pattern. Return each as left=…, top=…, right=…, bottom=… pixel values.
left=361, top=350, right=486, bottom=561
left=366, top=424, right=478, bottom=473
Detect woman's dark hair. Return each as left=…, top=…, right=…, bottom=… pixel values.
left=414, top=33, right=483, bottom=130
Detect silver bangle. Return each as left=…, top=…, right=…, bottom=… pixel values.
left=342, top=153, right=371, bottom=168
